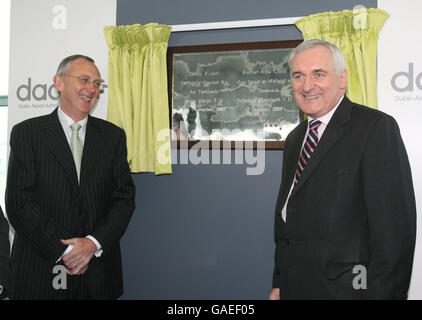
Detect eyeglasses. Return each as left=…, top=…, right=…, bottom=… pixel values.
left=60, top=74, right=105, bottom=91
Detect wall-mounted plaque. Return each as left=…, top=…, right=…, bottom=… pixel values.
left=167, top=40, right=303, bottom=149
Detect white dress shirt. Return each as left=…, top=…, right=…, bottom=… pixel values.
left=57, top=107, right=103, bottom=261
left=281, top=96, right=344, bottom=222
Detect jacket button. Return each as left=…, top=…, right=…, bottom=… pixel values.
left=285, top=238, right=291, bottom=245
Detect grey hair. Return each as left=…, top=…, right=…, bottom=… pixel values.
left=288, top=39, right=347, bottom=76
left=56, top=54, right=95, bottom=75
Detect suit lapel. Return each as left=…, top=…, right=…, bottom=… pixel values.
left=279, top=121, right=307, bottom=207
left=290, top=97, right=353, bottom=196
left=80, top=116, right=104, bottom=185
left=41, top=108, right=79, bottom=186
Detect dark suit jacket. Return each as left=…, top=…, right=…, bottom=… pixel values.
left=6, top=109, right=136, bottom=299
left=0, top=205, right=9, bottom=298
left=272, top=97, right=416, bottom=299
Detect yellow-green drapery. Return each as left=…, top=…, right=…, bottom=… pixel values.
left=295, top=8, right=389, bottom=109
left=104, top=23, right=172, bottom=175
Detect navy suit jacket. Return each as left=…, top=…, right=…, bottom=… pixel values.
left=273, top=97, right=416, bottom=299
left=6, top=109, right=136, bottom=299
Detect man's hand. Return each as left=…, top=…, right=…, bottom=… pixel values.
left=269, top=288, right=280, bottom=300
left=61, top=238, right=97, bottom=275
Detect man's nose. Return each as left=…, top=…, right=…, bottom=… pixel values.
left=302, top=76, right=314, bottom=92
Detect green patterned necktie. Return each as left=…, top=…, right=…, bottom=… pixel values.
left=70, top=122, right=83, bottom=183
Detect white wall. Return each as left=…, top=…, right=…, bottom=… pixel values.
left=378, top=0, right=422, bottom=299
left=0, top=0, right=11, bottom=238
left=8, top=0, right=116, bottom=140
left=0, top=0, right=10, bottom=96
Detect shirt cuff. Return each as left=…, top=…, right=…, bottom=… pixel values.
left=86, top=235, right=103, bottom=258
left=56, top=244, right=74, bottom=263
left=56, top=235, right=103, bottom=263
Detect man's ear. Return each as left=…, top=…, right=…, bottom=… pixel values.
left=339, top=69, right=348, bottom=89
left=53, top=74, right=64, bottom=93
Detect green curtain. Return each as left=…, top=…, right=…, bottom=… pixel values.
left=104, top=23, right=172, bottom=175
left=295, top=8, right=389, bottom=109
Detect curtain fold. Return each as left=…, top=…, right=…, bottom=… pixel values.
left=104, top=23, right=172, bottom=175
left=295, top=8, right=389, bottom=109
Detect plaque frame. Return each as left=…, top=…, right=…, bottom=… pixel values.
left=167, top=40, right=303, bottom=150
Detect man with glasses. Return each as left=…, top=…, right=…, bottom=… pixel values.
left=6, top=55, right=136, bottom=299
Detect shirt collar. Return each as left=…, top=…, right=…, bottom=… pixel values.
left=57, top=106, right=88, bottom=129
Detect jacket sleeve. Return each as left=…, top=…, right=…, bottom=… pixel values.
left=0, top=206, right=9, bottom=297
left=6, top=125, right=68, bottom=263
left=90, top=129, right=136, bottom=252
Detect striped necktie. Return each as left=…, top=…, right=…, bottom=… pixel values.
left=293, top=119, right=322, bottom=188
left=70, top=122, right=83, bottom=183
